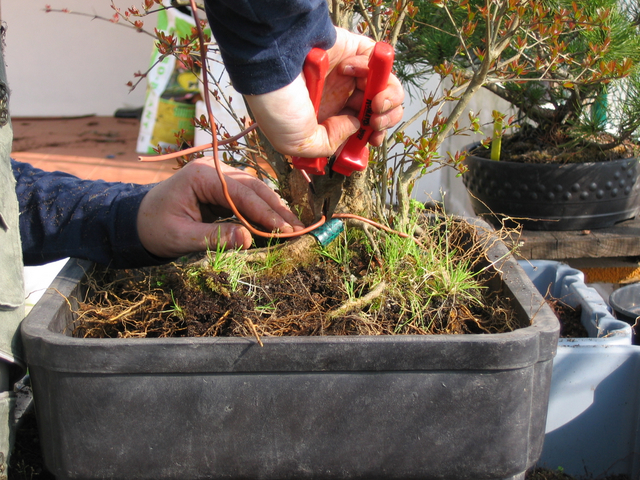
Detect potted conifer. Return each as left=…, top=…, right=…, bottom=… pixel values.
left=392, top=0, right=640, bottom=230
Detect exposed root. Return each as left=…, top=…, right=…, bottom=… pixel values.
left=245, top=316, right=264, bottom=346
left=192, top=234, right=319, bottom=270
left=346, top=218, right=383, bottom=261
left=328, top=281, right=387, bottom=320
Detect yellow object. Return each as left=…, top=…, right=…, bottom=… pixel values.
left=581, top=266, right=640, bottom=284
left=150, top=98, right=195, bottom=148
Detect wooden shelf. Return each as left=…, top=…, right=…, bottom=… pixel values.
left=511, top=216, right=640, bottom=260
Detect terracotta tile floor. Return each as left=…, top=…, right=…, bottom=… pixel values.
left=11, top=116, right=176, bottom=183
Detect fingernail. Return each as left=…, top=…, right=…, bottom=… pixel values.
left=383, top=99, right=392, bottom=112
left=343, top=65, right=356, bottom=75
left=231, top=226, right=248, bottom=249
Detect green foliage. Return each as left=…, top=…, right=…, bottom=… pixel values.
left=318, top=228, right=354, bottom=267
left=395, top=0, right=640, bottom=147
left=251, top=237, right=285, bottom=274
left=160, top=291, right=186, bottom=320
left=395, top=0, right=486, bottom=85
left=357, top=212, right=485, bottom=328
left=202, top=240, right=247, bottom=292
left=378, top=216, right=484, bottom=318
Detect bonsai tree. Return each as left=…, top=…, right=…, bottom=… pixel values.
left=392, top=0, right=640, bottom=165
left=44, top=0, right=533, bottom=338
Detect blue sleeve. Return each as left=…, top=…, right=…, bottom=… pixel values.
left=204, top=0, right=336, bottom=95
left=13, top=160, right=171, bottom=268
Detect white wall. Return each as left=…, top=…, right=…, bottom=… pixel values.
left=3, top=0, right=154, bottom=116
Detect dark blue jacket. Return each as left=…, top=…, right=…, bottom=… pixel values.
left=14, top=160, right=163, bottom=268
left=205, top=0, right=336, bottom=94
left=14, top=1, right=335, bottom=268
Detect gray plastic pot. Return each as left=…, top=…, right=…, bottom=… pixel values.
left=609, top=283, right=640, bottom=344
left=21, top=226, right=559, bottom=480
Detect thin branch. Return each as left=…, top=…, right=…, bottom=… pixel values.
left=388, top=0, right=410, bottom=47
left=356, top=0, right=380, bottom=42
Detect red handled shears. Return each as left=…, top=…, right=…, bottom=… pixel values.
left=291, top=42, right=395, bottom=220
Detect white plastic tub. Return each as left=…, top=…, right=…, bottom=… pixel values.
left=521, top=260, right=640, bottom=478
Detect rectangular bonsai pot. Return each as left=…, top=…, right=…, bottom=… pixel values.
left=21, top=229, right=559, bottom=480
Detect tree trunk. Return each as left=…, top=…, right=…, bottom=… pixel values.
left=285, top=167, right=373, bottom=226
left=336, top=171, right=372, bottom=217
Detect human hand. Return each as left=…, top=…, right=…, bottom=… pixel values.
left=137, top=158, right=304, bottom=258
left=244, top=27, right=404, bottom=158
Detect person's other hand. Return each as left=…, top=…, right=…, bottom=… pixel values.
left=244, top=27, right=404, bottom=158
left=137, top=158, right=304, bottom=258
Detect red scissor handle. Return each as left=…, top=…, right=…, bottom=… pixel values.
left=333, top=42, right=395, bottom=176
left=291, top=48, right=330, bottom=176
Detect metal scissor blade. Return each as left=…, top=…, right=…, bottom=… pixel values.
left=310, top=168, right=346, bottom=221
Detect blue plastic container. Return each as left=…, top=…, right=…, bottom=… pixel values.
left=521, top=260, right=640, bottom=478
left=519, top=260, right=632, bottom=345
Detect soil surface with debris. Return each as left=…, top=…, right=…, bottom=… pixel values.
left=548, top=299, right=588, bottom=338
left=470, top=129, right=640, bottom=164
left=72, top=236, right=518, bottom=340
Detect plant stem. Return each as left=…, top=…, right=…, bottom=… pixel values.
left=491, top=111, right=503, bottom=161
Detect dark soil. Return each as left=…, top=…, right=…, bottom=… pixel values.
left=470, top=129, right=640, bottom=164
left=9, top=407, right=55, bottom=480
left=548, top=299, right=589, bottom=338
left=71, top=220, right=520, bottom=340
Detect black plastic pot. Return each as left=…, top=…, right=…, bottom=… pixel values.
left=462, top=155, right=640, bottom=230
left=21, top=224, right=559, bottom=480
